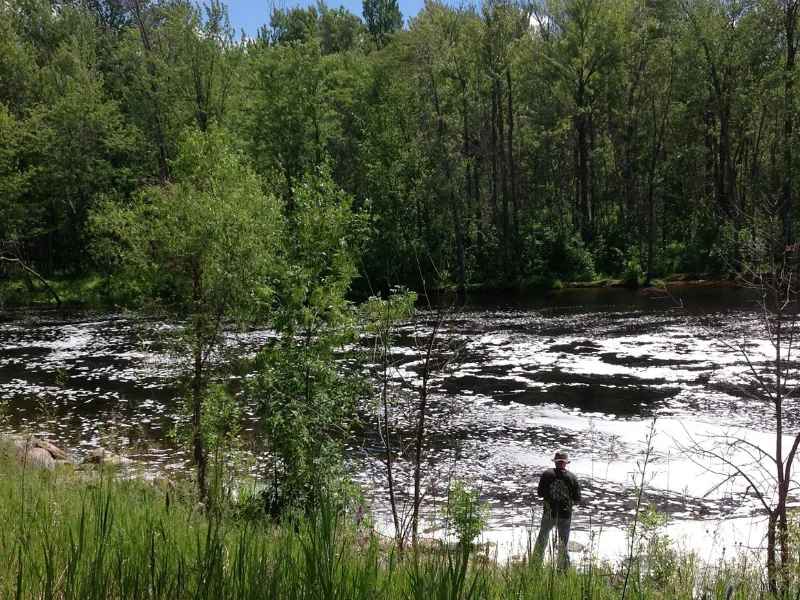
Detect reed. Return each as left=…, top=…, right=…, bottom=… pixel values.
left=0, top=449, right=789, bottom=599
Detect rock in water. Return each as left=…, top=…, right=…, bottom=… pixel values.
left=35, top=440, right=67, bottom=461
left=23, top=447, right=55, bottom=471
left=85, top=447, right=134, bottom=467
left=567, top=540, right=585, bottom=552
left=3, top=434, right=64, bottom=470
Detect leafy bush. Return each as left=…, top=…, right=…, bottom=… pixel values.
left=654, top=241, right=686, bottom=277
left=442, top=478, right=491, bottom=546
left=627, top=504, right=677, bottom=586
left=248, top=167, right=370, bottom=518
left=621, top=246, right=645, bottom=287
left=519, top=219, right=596, bottom=283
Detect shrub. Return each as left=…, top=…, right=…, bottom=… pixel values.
left=519, top=219, right=596, bottom=283
left=442, top=477, right=491, bottom=546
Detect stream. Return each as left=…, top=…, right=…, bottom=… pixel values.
left=1, top=282, right=794, bottom=562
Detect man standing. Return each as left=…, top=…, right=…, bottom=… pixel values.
left=533, top=450, right=581, bottom=569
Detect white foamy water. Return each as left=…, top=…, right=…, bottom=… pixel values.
left=1, top=284, right=797, bottom=567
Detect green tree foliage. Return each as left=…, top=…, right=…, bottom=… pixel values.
left=362, top=0, right=403, bottom=49
left=92, top=130, right=282, bottom=501
left=116, top=0, right=243, bottom=179
left=0, top=0, right=138, bottom=275
left=266, top=3, right=365, bottom=53
left=0, top=107, right=30, bottom=246
left=268, top=5, right=321, bottom=45
left=319, top=4, right=366, bottom=54
left=442, top=477, right=491, bottom=545
left=245, top=40, right=330, bottom=199
left=2, top=0, right=800, bottom=291
left=249, top=168, right=371, bottom=516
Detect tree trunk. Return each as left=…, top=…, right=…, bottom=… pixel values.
left=192, top=270, right=207, bottom=505
left=624, top=53, right=645, bottom=234
left=132, top=0, right=169, bottom=181
left=411, top=315, right=442, bottom=547
left=721, top=94, right=742, bottom=272
left=646, top=62, right=674, bottom=283
left=192, top=339, right=207, bottom=504
left=411, top=376, right=427, bottom=547
left=475, top=158, right=484, bottom=272
left=768, top=510, right=778, bottom=595
left=576, top=76, right=590, bottom=244
left=46, top=198, right=56, bottom=277
left=721, top=101, right=735, bottom=218
left=461, top=74, right=475, bottom=283
left=705, top=110, right=719, bottom=215
left=573, top=144, right=580, bottom=233
left=783, top=6, right=797, bottom=247
left=490, top=89, right=499, bottom=224
left=431, top=73, right=465, bottom=289
left=506, top=69, right=518, bottom=244
left=496, top=77, right=511, bottom=277
left=380, top=299, right=403, bottom=549
left=646, top=182, right=655, bottom=284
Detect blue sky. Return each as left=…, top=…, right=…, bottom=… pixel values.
left=226, top=0, right=427, bottom=38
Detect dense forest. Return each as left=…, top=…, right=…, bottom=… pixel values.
left=0, top=0, right=797, bottom=291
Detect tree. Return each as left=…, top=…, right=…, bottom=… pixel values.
left=249, top=167, right=371, bottom=516
left=174, top=0, right=241, bottom=133
left=25, top=70, right=137, bottom=276
left=364, top=281, right=466, bottom=549
left=532, top=0, right=630, bottom=245
left=92, top=130, right=281, bottom=502
left=362, top=0, right=403, bottom=49
left=0, top=0, right=139, bottom=277
left=779, top=0, right=799, bottom=248
left=245, top=40, right=330, bottom=201
left=124, top=0, right=172, bottom=180
left=0, top=2, right=34, bottom=117
left=118, top=0, right=244, bottom=178
left=676, top=202, right=800, bottom=594
left=362, top=287, right=416, bottom=550
left=268, top=5, right=321, bottom=45
left=0, top=106, right=30, bottom=247
left=409, top=3, right=472, bottom=288
left=319, top=3, right=366, bottom=54
left=680, top=0, right=771, bottom=272
left=482, top=0, right=526, bottom=276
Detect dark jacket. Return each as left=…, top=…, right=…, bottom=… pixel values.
left=537, top=467, right=581, bottom=520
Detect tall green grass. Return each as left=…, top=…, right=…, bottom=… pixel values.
left=0, top=449, right=780, bottom=599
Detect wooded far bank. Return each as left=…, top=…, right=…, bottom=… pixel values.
left=0, top=0, right=798, bottom=293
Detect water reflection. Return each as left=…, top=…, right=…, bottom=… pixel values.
left=0, top=283, right=791, bottom=559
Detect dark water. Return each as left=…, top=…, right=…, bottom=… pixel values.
left=0, top=283, right=789, bottom=552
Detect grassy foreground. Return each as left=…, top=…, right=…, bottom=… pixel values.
left=0, top=448, right=777, bottom=599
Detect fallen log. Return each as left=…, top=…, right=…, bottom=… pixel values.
left=0, top=255, right=62, bottom=307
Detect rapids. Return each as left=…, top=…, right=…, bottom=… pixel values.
left=0, top=282, right=793, bottom=562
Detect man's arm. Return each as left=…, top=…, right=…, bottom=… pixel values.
left=537, top=471, right=547, bottom=498
left=571, top=473, right=581, bottom=504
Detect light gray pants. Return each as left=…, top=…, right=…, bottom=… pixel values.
left=533, top=513, right=571, bottom=569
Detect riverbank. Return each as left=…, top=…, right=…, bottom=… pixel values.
left=1, top=271, right=722, bottom=309
left=0, top=275, right=111, bottom=308
left=457, top=271, right=720, bottom=293
left=0, top=441, right=775, bottom=599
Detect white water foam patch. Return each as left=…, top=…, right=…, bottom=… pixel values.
left=477, top=514, right=769, bottom=564
left=1, top=292, right=795, bottom=569
left=517, top=407, right=797, bottom=502
left=358, top=398, right=793, bottom=565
